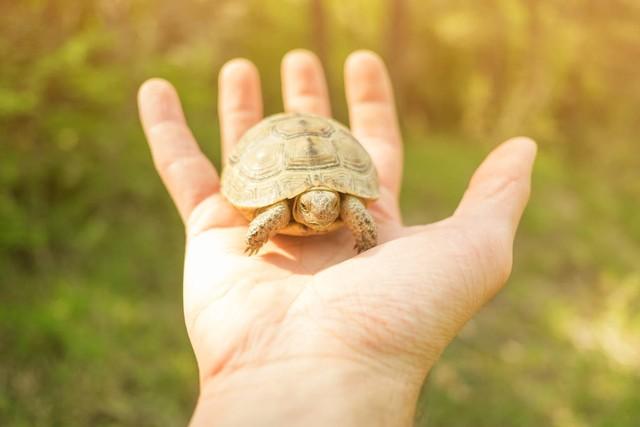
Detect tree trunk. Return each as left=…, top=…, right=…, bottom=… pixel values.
left=384, top=0, right=408, bottom=112
left=309, top=0, right=328, bottom=66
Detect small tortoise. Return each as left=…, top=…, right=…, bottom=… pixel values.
left=221, top=113, right=380, bottom=255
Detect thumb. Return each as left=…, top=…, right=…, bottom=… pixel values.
left=454, top=137, right=537, bottom=234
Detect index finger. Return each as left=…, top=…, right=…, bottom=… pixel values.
left=344, top=51, right=403, bottom=198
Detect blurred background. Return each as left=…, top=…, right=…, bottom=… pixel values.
left=1, top=0, right=639, bottom=425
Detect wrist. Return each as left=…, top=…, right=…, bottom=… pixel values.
left=189, top=357, right=422, bottom=427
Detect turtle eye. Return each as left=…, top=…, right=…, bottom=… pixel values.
left=300, top=202, right=308, bottom=212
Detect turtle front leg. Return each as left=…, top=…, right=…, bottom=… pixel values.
left=340, top=194, right=378, bottom=253
left=245, top=200, right=291, bottom=255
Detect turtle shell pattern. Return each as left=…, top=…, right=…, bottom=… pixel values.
left=221, top=113, right=379, bottom=210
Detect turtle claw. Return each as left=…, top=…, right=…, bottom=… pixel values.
left=244, top=245, right=261, bottom=256
left=245, top=233, right=266, bottom=255
left=353, top=238, right=376, bottom=254
left=243, top=200, right=290, bottom=256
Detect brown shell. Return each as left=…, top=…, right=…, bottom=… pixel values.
left=221, top=113, right=379, bottom=212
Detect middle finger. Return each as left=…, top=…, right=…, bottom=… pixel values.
left=281, top=49, right=331, bottom=116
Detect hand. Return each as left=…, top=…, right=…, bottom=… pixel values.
left=138, top=50, right=536, bottom=426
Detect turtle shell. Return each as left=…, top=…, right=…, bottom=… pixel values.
left=221, top=113, right=379, bottom=211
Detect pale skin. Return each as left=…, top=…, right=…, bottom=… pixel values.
left=138, top=49, right=537, bottom=426
left=246, top=189, right=376, bottom=255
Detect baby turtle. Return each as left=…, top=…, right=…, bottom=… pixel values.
left=221, top=113, right=380, bottom=255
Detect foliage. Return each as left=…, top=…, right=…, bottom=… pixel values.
left=1, top=1, right=639, bottom=425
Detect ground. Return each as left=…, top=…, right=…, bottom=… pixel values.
left=2, top=133, right=638, bottom=426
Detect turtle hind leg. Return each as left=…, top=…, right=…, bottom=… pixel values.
left=340, top=194, right=377, bottom=253
left=245, top=200, right=291, bottom=255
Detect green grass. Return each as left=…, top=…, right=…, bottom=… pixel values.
left=407, top=137, right=640, bottom=426
left=2, top=133, right=639, bottom=426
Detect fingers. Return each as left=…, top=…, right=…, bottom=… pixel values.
left=454, top=137, right=537, bottom=237
left=138, top=78, right=220, bottom=223
left=218, top=59, right=263, bottom=161
left=281, top=49, right=331, bottom=116
left=345, top=51, right=403, bottom=198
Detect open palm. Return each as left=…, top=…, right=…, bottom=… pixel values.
left=138, top=50, right=536, bottom=404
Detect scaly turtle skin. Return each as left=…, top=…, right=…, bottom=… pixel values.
left=221, top=113, right=380, bottom=255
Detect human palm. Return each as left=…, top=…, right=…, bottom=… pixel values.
left=138, top=50, right=536, bottom=401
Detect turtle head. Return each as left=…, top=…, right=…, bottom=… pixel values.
left=293, top=190, right=340, bottom=231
